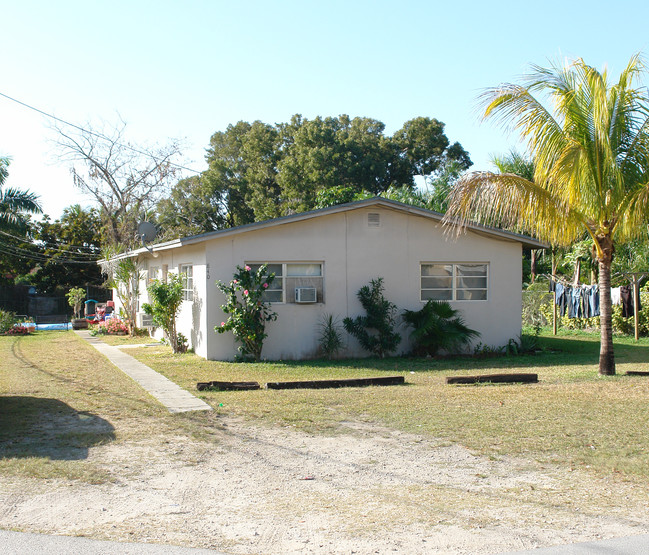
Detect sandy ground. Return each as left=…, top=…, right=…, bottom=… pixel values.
left=1, top=416, right=649, bottom=554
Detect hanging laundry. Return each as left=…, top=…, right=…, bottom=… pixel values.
left=611, top=287, right=621, bottom=305
left=568, top=287, right=583, bottom=318
left=620, top=285, right=634, bottom=317
left=554, top=283, right=568, bottom=317
left=620, top=284, right=642, bottom=318
left=586, top=285, right=600, bottom=317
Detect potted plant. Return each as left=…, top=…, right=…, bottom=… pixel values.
left=66, top=287, right=88, bottom=329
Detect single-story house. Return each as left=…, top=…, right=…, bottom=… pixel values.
left=108, top=197, right=546, bottom=360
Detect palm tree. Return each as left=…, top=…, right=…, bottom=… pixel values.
left=444, top=54, right=649, bottom=375
left=0, top=157, right=42, bottom=231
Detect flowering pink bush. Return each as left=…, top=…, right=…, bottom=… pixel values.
left=215, top=264, right=277, bottom=361
left=97, top=318, right=129, bottom=335
left=3, top=325, right=30, bottom=336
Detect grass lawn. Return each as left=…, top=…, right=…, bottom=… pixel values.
left=128, top=330, right=649, bottom=479
left=0, top=331, right=217, bottom=482
left=2, top=329, right=649, bottom=484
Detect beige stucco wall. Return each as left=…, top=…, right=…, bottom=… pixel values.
left=198, top=206, right=523, bottom=360
left=124, top=246, right=209, bottom=358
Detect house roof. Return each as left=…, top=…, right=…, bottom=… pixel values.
left=115, top=197, right=548, bottom=260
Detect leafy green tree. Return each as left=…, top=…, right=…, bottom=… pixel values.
left=343, top=277, right=401, bottom=358
left=277, top=115, right=396, bottom=212
left=204, top=120, right=275, bottom=228
left=66, top=287, right=86, bottom=319
left=142, top=274, right=184, bottom=353
left=314, top=185, right=361, bottom=209
left=391, top=117, right=472, bottom=186
left=421, top=160, right=466, bottom=213
left=156, top=176, right=227, bottom=239
left=612, top=238, right=649, bottom=275
left=445, top=54, right=649, bottom=375
left=215, top=264, right=278, bottom=361
left=402, top=300, right=479, bottom=356
left=164, top=114, right=471, bottom=238
left=32, top=205, right=103, bottom=294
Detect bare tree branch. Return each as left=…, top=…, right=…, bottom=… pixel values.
left=52, top=120, right=182, bottom=247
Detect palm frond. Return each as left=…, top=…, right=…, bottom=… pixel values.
left=444, top=171, right=586, bottom=246
left=0, top=187, right=43, bottom=215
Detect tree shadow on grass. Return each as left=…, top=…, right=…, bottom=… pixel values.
left=0, top=396, right=115, bottom=461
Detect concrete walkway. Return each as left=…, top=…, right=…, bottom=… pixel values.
left=75, top=331, right=212, bottom=414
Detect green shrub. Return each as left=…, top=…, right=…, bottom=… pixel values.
left=402, top=300, right=479, bottom=356
left=66, top=287, right=86, bottom=319
left=215, top=264, right=278, bottom=361
left=343, top=277, right=401, bottom=358
left=0, top=309, right=17, bottom=334
left=142, top=274, right=185, bottom=353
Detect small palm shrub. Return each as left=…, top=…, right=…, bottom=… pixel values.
left=343, top=277, right=401, bottom=358
left=402, top=300, right=479, bottom=357
left=318, top=313, right=345, bottom=359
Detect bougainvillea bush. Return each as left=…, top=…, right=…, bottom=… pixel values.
left=96, top=318, right=130, bottom=335
left=215, top=264, right=277, bottom=361
left=3, top=325, right=30, bottom=336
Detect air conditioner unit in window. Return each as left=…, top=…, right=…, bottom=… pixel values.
left=137, top=312, right=154, bottom=328
left=295, top=287, right=317, bottom=303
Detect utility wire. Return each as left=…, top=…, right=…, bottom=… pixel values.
left=0, top=90, right=204, bottom=175
left=0, top=229, right=100, bottom=256
left=0, top=243, right=98, bottom=265
left=2, top=241, right=96, bottom=262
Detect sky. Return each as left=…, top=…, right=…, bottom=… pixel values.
left=1, top=0, right=649, bottom=219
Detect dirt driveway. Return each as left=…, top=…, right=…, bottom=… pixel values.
left=1, top=412, right=648, bottom=554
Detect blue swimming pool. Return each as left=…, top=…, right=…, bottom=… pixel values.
left=34, top=323, right=72, bottom=331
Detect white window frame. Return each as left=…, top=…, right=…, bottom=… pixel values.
left=148, top=266, right=160, bottom=284
left=420, top=262, right=489, bottom=302
left=246, top=262, right=324, bottom=304
left=179, top=264, right=194, bottom=302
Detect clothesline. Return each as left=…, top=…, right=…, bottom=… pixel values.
left=542, top=273, right=646, bottom=341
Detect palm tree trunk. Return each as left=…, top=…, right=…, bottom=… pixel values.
left=598, top=259, right=615, bottom=375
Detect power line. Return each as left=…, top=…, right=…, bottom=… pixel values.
left=0, top=90, right=204, bottom=175
left=0, top=243, right=98, bottom=265
left=0, top=229, right=99, bottom=256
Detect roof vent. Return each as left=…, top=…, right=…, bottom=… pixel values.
left=368, top=212, right=381, bottom=227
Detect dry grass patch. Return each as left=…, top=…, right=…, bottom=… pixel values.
left=0, top=331, right=218, bottom=482
left=130, top=332, right=649, bottom=479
